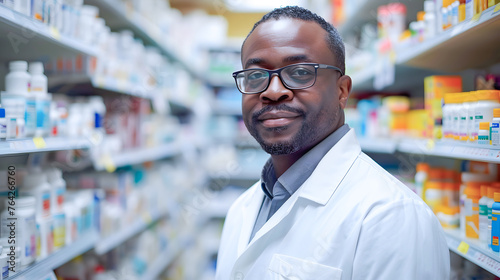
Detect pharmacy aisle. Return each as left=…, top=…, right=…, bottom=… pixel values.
left=339, top=0, right=500, bottom=278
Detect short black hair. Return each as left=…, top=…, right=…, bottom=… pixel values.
left=243, top=6, right=345, bottom=74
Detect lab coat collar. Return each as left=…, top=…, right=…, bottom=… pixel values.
left=298, top=128, right=360, bottom=205
left=245, top=128, right=360, bottom=249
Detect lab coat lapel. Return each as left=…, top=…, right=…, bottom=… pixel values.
left=247, top=129, right=361, bottom=247
left=237, top=183, right=265, bottom=257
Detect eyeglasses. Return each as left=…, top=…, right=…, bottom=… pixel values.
left=232, top=63, right=344, bottom=94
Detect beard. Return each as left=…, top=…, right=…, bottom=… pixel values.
left=247, top=104, right=312, bottom=155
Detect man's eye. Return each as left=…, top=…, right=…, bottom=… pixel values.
left=289, top=68, right=314, bottom=78
left=247, top=71, right=267, bottom=80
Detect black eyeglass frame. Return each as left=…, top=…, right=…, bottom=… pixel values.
left=232, top=63, right=344, bottom=95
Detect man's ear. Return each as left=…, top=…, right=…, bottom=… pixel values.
left=338, top=75, right=352, bottom=109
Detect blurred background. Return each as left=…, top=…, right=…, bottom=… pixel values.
left=0, top=0, right=499, bottom=279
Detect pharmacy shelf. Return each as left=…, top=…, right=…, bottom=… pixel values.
left=48, top=74, right=152, bottom=99
left=358, top=137, right=398, bottom=154
left=0, top=137, right=93, bottom=156
left=445, top=228, right=500, bottom=277
left=0, top=5, right=98, bottom=62
left=142, top=243, right=184, bottom=280
left=10, top=229, right=100, bottom=280
left=397, top=4, right=500, bottom=72
left=94, top=211, right=168, bottom=255
left=337, top=0, right=422, bottom=37
left=398, top=138, right=500, bottom=163
left=93, top=141, right=181, bottom=171
left=84, top=0, right=204, bottom=81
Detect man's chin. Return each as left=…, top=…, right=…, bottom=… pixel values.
left=259, top=141, right=299, bottom=155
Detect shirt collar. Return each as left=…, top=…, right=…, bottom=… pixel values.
left=260, top=124, right=350, bottom=199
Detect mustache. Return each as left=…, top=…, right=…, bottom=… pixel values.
left=252, top=104, right=305, bottom=122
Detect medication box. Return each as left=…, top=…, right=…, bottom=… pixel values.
left=424, top=76, right=463, bottom=139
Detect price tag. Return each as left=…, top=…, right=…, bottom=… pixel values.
left=474, top=252, right=500, bottom=274
left=457, top=241, right=470, bottom=254
left=33, top=137, right=47, bottom=149
left=49, top=26, right=61, bottom=40
left=142, top=212, right=153, bottom=224
left=100, top=154, right=116, bottom=173
left=494, top=3, right=500, bottom=13
left=471, top=12, right=482, bottom=22
left=426, top=139, right=435, bottom=150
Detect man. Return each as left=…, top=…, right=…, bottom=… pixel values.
left=216, top=6, right=449, bottom=280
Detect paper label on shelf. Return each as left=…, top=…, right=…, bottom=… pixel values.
left=457, top=241, right=470, bottom=254
left=494, top=3, right=500, bottom=13
left=471, top=12, right=482, bottom=22
left=33, top=137, right=47, bottom=149
left=474, top=252, right=500, bottom=275
left=101, top=154, right=116, bottom=173
left=49, top=27, right=61, bottom=40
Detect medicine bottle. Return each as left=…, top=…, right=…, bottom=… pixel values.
left=451, top=93, right=463, bottom=140
left=479, top=185, right=490, bottom=244
left=0, top=108, right=6, bottom=140
left=414, top=163, right=430, bottom=199
left=442, top=94, right=455, bottom=139
left=5, top=61, right=30, bottom=96
left=20, top=169, right=52, bottom=219
left=475, top=90, right=500, bottom=139
left=46, top=167, right=66, bottom=250
left=490, top=108, right=500, bottom=145
left=464, top=182, right=481, bottom=239
left=460, top=93, right=475, bottom=141
left=467, top=92, right=478, bottom=141
left=478, top=122, right=490, bottom=145
left=425, top=180, right=443, bottom=212
left=491, top=192, right=500, bottom=252
left=0, top=196, right=37, bottom=266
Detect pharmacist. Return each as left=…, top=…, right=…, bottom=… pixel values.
left=216, top=6, right=449, bottom=280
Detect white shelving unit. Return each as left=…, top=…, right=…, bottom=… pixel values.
left=142, top=244, right=183, bottom=280
left=445, top=228, right=500, bottom=277
left=93, top=141, right=181, bottom=171
left=94, top=211, right=168, bottom=255
left=0, top=137, right=93, bottom=156
left=347, top=3, right=500, bottom=90
left=0, top=5, right=98, bottom=61
left=358, top=137, right=398, bottom=154
left=9, top=230, right=100, bottom=280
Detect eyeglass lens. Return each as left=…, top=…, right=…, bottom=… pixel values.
left=236, top=64, right=317, bottom=94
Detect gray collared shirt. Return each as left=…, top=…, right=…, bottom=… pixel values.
left=249, top=124, right=350, bottom=242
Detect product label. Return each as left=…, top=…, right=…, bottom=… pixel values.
left=25, top=99, right=36, bottom=135
left=480, top=204, right=489, bottom=216
left=491, top=123, right=500, bottom=145
left=53, top=213, right=65, bottom=249
left=42, top=192, right=51, bottom=217
left=478, top=135, right=489, bottom=145
left=0, top=123, right=6, bottom=138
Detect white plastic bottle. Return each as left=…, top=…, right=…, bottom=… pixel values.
left=27, top=62, right=47, bottom=137
left=459, top=93, right=473, bottom=141
left=451, top=93, right=463, bottom=140
left=4, top=61, right=29, bottom=139
left=46, top=168, right=66, bottom=250
left=20, top=169, right=52, bottom=219
left=479, top=185, right=490, bottom=244
left=5, top=61, right=30, bottom=97
left=475, top=90, right=500, bottom=141
left=490, top=109, right=500, bottom=146
left=442, top=94, right=452, bottom=139
left=0, top=197, right=37, bottom=267
left=468, top=92, right=478, bottom=142
left=415, top=163, right=430, bottom=199
left=424, top=1, right=436, bottom=40
left=89, top=96, right=106, bottom=133
left=0, top=108, right=6, bottom=140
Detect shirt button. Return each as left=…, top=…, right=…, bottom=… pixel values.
left=234, top=272, right=244, bottom=280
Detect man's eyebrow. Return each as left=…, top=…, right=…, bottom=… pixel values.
left=282, top=55, right=311, bottom=63
left=245, top=58, right=265, bottom=68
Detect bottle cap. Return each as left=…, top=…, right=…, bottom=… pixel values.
left=495, top=192, right=500, bottom=202
left=480, top=122, right=490, bottom=130
left=28, top=61, right=44, bottom=74
left=465, top=182, right=481, bottom=196
left=0, top=108, right=5, bottom=118
left=9, top=61, right=28, bottom=72
left=476, top=90, right=500, bottom=102
left=416, top=163, right=430, bottom=173
left=5, top=196, right=35, bottom=209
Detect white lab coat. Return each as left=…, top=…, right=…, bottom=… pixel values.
left=216, top=129, right=450, bottom=280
